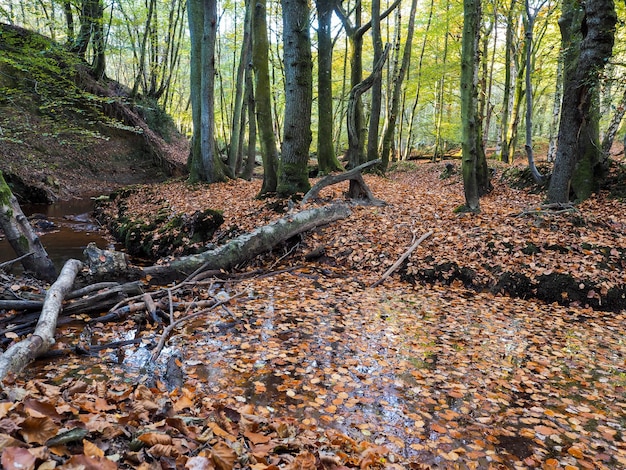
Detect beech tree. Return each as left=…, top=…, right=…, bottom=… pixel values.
left=460, top=0, right=491, bottom=211
left=315, top=0, right=344, bottom=174
left=277, top=0, right=313, bottom=196
left=187, top=0, right=230, bottom=183
left=71, top=0, right=106, bottom=78
left=547, top=0, right=617, bottom=202
left=252, top=0, right=279, bottom=195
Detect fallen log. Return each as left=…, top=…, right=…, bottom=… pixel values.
left=143, top=204, right=352, bottom=283
left=301, top=159, right=385, bottom=206
left=0, top=259, right=82, bottom=383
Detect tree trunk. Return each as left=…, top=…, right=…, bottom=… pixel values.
left=316, top=0, right=344, bottom=175
left=366, top=0, right=383, bottom=162
left=242, top=58, right=257, bottom=180
left=277, top=0, right=313, bottom=197
left=144, top=205, right=351, bottom=282
left=187, top=0, right=229, bottom=183
left=334, top=0, right=400, bottom=167
left=252, top=0, right=279, bottom=195
left=0, top=172, right=56, bottom=282
left=499, top=0, right=518, bottom=163
left=402, top=0, right=434, bottom=160
left=433, top=0, right=451, bottom=161
left=523, top=0, right=545, bottom=184
left=381, top=0, right=418, bottom=170
left=601, top=86, right=626, bottom=160
left=547, top=53, right=563, bottom=162
left=346, top=45, right=390, bottom=196
left=0, top=259, right=81, bottom=382
left=461, top=0, right=484, bottom=211
left=547, top=0, right=617, bottom=203
left=227, top=0, right=252, bottom=174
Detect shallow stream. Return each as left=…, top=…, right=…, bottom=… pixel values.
left=0, top=198, right=115, bottom=271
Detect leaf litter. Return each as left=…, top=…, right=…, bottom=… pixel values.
left=1, top=161, right=626, bottom=469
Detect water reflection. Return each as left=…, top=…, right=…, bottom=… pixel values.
left=0, top=198, right=117, bottom=270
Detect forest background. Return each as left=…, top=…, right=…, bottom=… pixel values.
left=1, top=0, right=626, bottom=469
left=2, top=0, right=625, bottom=202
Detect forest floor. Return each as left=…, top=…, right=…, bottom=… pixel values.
left=1, top=159, right=625, bottom=469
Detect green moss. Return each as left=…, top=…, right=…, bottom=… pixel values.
left=277, top=162, right=310, bottom=197
left=0, top=171, right=14, bottom=209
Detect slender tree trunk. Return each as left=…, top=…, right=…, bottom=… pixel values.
left=366, top=0, right=383, bottom=162
left=601, top=86, right=626, bottom=160
left=346, top=46, right=389, bottom=196
left=187, top=0, right=229, bottom=183
left=242, top=61, right=257, bottom=180
left=131, top=0, right=155, bottom=97
left=547, top=52, right=563, bottom=162
left=523, top=0, right=546, bottom=183
left=335, top=0, right=400, bottom=166
left=316, top=0, right=344, bottom=175
left=381, top=0, right=418, bottom=170
left=547, top=0, right=616, bottom=202
left=252, top=0, right=279, bottom=195
left=433, top=0, right=450, bottom=161
left=62, top=0, right=74, bottom=44
left=277, top=0, right=313, bottom=196
left=499, top=0, right=517, bottom=163
left=228, top=0, right=252, bottom=173
left=402, top=0, right=434, bottom=160
left=461, top=0, right=491, bottom=211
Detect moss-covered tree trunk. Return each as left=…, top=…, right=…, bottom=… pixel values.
left=277, top=0, right=313, bottom=196
left=315, top=0, right=344, bottom=175
left=0, top=172, right=56, bottom=282
left=252, top=0, right=279, bottom=195
left=187, top=0, right=229, bottom=183
left=547, top=0, right=616, bottom=202
left=380, top=0, right=418, bottom=171
left=461, top=0, right=491, bottom=211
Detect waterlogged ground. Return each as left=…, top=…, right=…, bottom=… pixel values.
left=22, top=269, right=626, bottom=469
left=4, top=162, right=626, bottom=469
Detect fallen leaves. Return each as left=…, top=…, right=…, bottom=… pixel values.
left=2, top=162, right=626, bottom=468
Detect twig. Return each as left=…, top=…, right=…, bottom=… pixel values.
left=370, top=230, right=434, bottom=288
left=0, top=252, right=34, bottom=270
left=151, top=291, right=243, bottom=362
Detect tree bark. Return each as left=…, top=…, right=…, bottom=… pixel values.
left=187, top=0, right=230, bottom=183
left=0, top=259, right=82, bottom=383
left=346, top=44, right=390, bottom=192
left=227, top=0, right=252, bottom=174
left=301, top=159, right=384, bottom=206
left=380, top=0, right=418, bottom=170
left=316, top=0, right=344, bottom=175
left=252, top=0, right=279, bottom=195
left=547, top=0, right=617, bottom=203
left=601, top=86, right=626, bottom=160
left=461, top=0, right=485, bottom=211
left=277, top=0, right=313, bottom=196
left=0, top=172, right=56, bottom=282
left=523, top=0, right=546, bottom=184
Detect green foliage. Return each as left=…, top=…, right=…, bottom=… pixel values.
left=0, top=24, right=138, bottom=142
left=135, top=97, right=176, bottom=142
